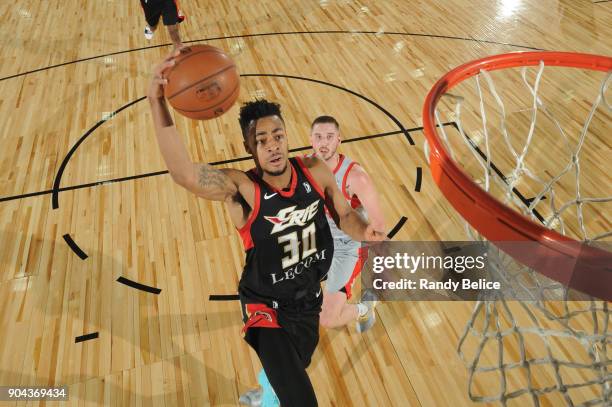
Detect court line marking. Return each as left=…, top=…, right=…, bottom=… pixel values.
left=414, top=167, right=423, bottom=192
left=241, top=73, right=414, bottom=145
left=0, top=30, right=544, bottom=82
left=62, top=234, right=88, bottom=260
left=116, top=276, right=162, bottom=294
left=0, top=124, right=454, bottom=204
left=75, top=332, right=99, bottom=343
left=40, top=72, right=421, bottom=210
left=51, top=97, right=146, bottom=209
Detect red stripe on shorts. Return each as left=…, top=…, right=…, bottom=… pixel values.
left=344, top=247, right=368, bottom=299
left=242, top=303, right=280, bottom=333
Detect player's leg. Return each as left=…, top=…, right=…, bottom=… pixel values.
left=346, top=247, right=379, bottom=333
left=320, top=242, right=377, bottom=330
left=240, top=298, right=321, bottom=406
left=160, top=0, right=184, bottom=49
left=320, top=290, right=355, bottom=328
left=320, top=243, right=357, bottom=328
left=249, top=327, right=318, bottom=407
left=140, top=0, right=162, bottom=39
left=321, top=288, right=377, bottom=331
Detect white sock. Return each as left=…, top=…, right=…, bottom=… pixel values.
left=357, top=303, right=368, bottom=317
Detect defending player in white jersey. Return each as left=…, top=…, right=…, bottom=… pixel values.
left=310, top=116, right=385, bottom=332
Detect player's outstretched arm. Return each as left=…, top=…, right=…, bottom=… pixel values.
left=346, top=165, right=385, bottom=232
left=147, top=51, right=248, bottom=203
left=307, top=157, right=385, bottom=241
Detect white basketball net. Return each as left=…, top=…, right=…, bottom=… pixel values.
left=430, top=61, right=611, bottom=406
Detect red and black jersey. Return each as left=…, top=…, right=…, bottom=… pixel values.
left=238, top=157, right=333, bottom=305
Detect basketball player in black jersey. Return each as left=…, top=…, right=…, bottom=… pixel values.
left=147, top=52, right=385, bottom=406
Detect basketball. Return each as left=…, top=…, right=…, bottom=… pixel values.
left=164, top=45, right=240, bottom=120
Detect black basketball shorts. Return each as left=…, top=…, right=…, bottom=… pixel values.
left=240, top=288, right=323, bottom=368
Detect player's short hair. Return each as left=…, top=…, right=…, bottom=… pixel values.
left=310, top=115, right=339, bottom=130
left=238, top=99, right=284, bottom=140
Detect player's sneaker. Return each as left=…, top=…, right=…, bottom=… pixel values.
left=258, top=369, right=280, bottom=407
left=356, top=289, right=378, bottom=333
left=239, top=370, right=279, bottom=407
left=239, top=388, right=262, bottom=406
left=144, top=26, right=154, bottom=40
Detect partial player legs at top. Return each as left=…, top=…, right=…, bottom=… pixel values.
left=139, top=0, right=185, bottom=49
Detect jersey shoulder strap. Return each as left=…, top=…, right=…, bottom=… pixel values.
left=237, top=169, right=261, bottom=249
left=293, top=156, right=326, bottom=199
left=333, top=155, right=360, bottom=201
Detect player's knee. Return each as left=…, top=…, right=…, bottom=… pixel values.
left=319, top=313, right=336, bottom=328
left=320, top=290, right=347, bottom=328
left=319, top=304, right=338, bottom=328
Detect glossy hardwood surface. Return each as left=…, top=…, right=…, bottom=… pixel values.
left=0, top=0, right=610, bottom=405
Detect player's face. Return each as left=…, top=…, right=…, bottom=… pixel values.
left=248, top=115, right=289, bottom=176
left=310, top=123, right=340, bottom=161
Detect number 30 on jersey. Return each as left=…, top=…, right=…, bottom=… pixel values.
left=277, top=223, right=317, bottom=268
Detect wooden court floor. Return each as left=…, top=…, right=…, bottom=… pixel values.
left=0, top=1, right=610, bottom=406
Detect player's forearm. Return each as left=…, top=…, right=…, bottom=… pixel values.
left=347, top=169, right=386, bottom=232
left=369, top=216, right=385, bottom=233
left=148, top=96, right=194, bottom=184
left=339, top=210, right=370, bottom=241
left=364, top=206, right=385, bottom=232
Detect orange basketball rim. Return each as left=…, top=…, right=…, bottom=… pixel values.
left=422, top=51, right=612, bottom=301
